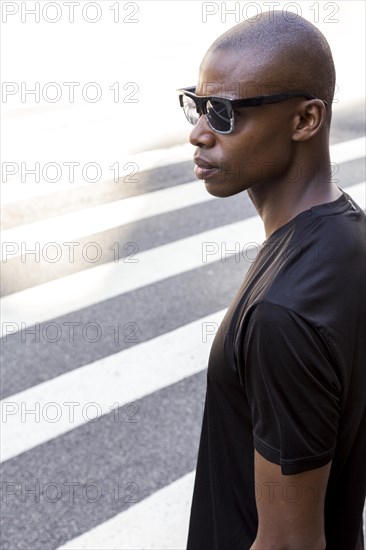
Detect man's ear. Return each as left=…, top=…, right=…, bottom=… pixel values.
left=292, top=100, right=327, bottom=141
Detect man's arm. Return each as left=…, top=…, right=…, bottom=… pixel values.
left=250, top=450, right=331, bottom=550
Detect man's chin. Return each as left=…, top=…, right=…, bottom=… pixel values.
left=203, top=180, right=225, bottom=197
left=203, top=178, right=246, bottom=198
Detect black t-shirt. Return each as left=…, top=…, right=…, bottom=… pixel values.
left=186, top=190, right=366, bottom=550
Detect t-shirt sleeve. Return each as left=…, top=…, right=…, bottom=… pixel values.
left=241, top=300, right=342, bottom=475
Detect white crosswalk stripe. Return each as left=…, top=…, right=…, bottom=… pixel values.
left=0, top=180, right=215, bottom=261
left=0, top=215, right=265, bottom=335
left=1, top=309, right=225, bottom=462
left=57, top=471, right=195, bottom=550
left=1, top=144, right=194, bottom=204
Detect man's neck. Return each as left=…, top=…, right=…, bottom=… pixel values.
left=247, top=159, right=342, bottom=239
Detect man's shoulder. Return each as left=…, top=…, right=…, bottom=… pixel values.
left=263, top=199, right=365, bottom=304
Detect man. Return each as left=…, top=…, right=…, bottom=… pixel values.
left=178, top=11, right=366, bottom=550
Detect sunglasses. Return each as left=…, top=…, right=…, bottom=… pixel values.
left=177, top=86, right=328, bottom=134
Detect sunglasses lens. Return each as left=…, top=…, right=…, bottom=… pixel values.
left=180, top=93, right=233, bottom=133
left=182, top=95, right=199, bottom=126
left=206, top=99, right=232, bottom=132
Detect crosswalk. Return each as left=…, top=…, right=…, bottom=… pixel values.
left=1, top=124, right=365, bottom=548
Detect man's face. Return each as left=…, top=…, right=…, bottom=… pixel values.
left=190, top=49, right=298, bottom=198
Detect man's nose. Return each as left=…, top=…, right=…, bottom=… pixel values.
left=189, top=115, right=216, bottom=148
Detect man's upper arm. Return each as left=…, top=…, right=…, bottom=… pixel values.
left=242, top=300, right=341, bottom=474
left=241, top=301, right=342, bottom=547
left=250, top=450, right=331, bottom=549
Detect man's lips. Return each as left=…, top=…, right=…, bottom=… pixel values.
left=193, top=157, right=220, bottom=180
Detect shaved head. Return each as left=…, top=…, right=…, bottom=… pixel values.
left=204, top=11, right=335, bottom=124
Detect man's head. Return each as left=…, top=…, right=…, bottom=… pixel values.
left=186, top=11, right=336, bottom=197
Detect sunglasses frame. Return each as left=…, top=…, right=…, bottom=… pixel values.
left=177, top=86, right=328, bottom=134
